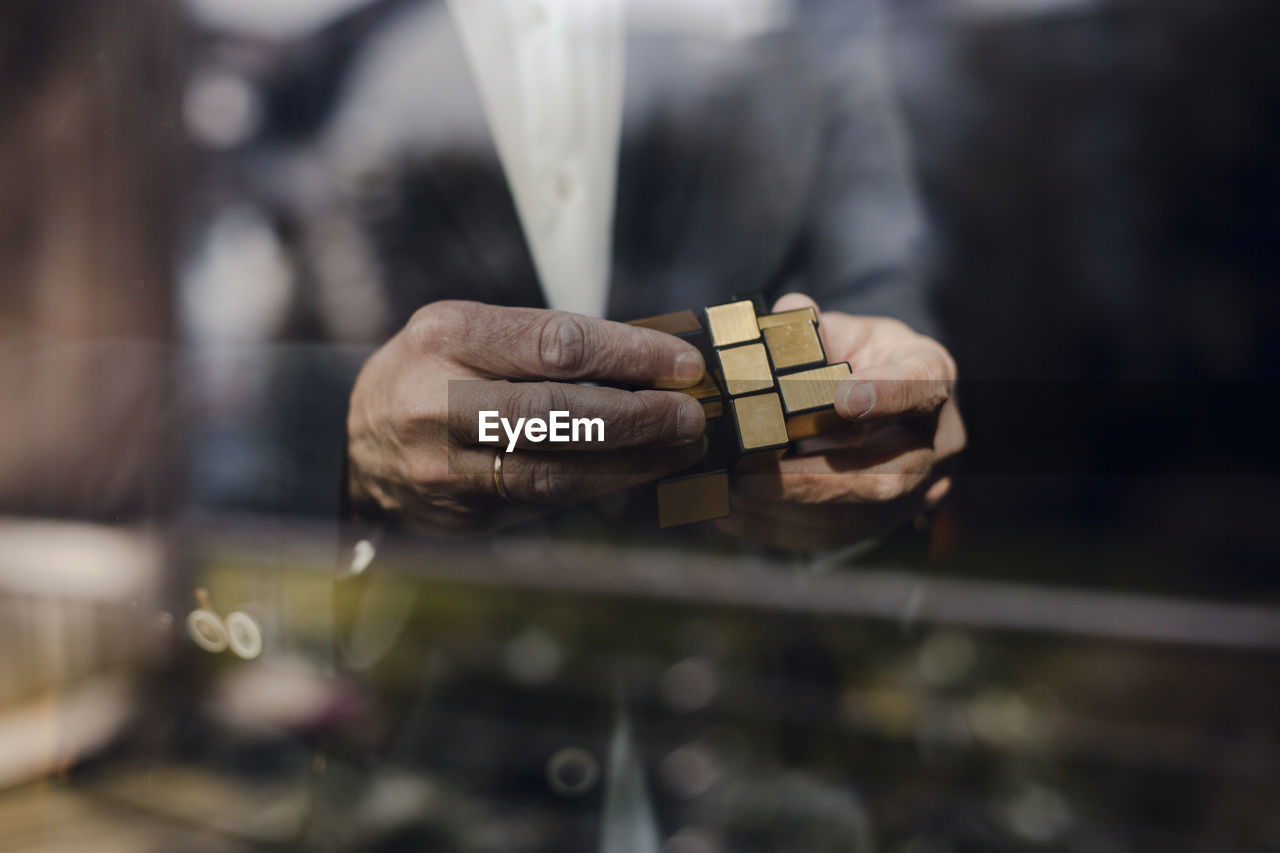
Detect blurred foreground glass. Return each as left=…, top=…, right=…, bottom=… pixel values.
left=1, top=0, right=1279, bottom=851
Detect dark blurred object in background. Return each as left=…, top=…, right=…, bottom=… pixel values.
left=0, top=0, right=182, bottom=519
left=889, top=0, right=1280, bottom=598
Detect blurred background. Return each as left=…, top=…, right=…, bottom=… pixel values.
left=1, top=0, right=1278, bottom=850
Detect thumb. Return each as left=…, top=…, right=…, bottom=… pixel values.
left=834, top=346, right=953, bottom=421
left=771, top=292, right=820, bottom=314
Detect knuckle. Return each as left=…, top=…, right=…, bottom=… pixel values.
left=538, top=313, right=589, bottom=375
left=926, top=346, right=954, bottom=381
left=405, top=453, right=445, bottom=488
left=938, top=347, right=959, bottom=381
left=628, top=332, right=661, bottom=374
left=769, top=474, right=826, bottom=506
left=903, top=353, right=933, bottom=383
left=805, top=476, right=847, bottom=505
left=388, top=395, right=428, bottom=439
left=515, top=382, right=564, bottom=424
left=544, top=382, right=571, bottom=415
left=922, top=379, right=949, bottom=412
left=525, top=460, right=571, bottom=504
left=629, top=390, right=674, bottom=441
left=407, top=301, right=469, bottom=352
left=901, top=357, right=949, bottom=412
left=389, top=397, right=451, bottom=451
left=860, top=473, right=910, bottom=504
left=509, top=386, right=539, bottom=425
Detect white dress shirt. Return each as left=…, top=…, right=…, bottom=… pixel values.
left=447, top=0, right=625, bottom=318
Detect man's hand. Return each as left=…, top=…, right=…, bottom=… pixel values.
left=717, top=294, right=965, bottom=551
left=347, top=300, right=708, bottom=534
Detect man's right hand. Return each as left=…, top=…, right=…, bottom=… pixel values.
left=346, top=300, right=709, bottom=534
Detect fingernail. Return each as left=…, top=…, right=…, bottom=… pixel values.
left=674, top=352, right=704, bottom=385
left=841, top=381, right=876, bottom=419
left=677, top=399, right=705, bottom=442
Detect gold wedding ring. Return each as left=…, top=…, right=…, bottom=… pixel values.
left=492, top=450, right=510, bottom=501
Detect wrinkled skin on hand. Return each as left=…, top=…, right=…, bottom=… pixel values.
left=346, top=300, right=709, bottom=534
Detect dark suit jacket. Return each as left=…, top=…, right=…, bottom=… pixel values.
left=344, top=0, right=931, bottom=331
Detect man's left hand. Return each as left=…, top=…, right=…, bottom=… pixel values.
left=716, top=293, right=965, bottom=551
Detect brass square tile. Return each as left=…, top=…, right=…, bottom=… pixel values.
left=704, top=300, right=761, bottom=347
left=757, top=307, right=818, bottom=330
left=730, top=392, right=789, bottom=452
left=763, top=321, right=825, bottom=371
left=786, top=409, right=847, bottom=441
left=657, top=470, right=730, bottom=527
left=667, top=371, right=721, bottom=401
left=627, top=309, right=702, bottom=336
left=716, top=343, right=774, bottom=396
left=777, top=363, right=852, bottom=415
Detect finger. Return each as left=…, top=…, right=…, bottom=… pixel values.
left=935, top=397, right=967, bottom=461
left=450, top=441, right=708, bottom=506
left=771, top=292, right=820, bottom=314
left=735, top=444, right=940, bottom=505
left=924, top=477, right=952, bottom=508
left=835, top=342, right=954, bottom=421
left=721, top=472, right=933, bottom=550
left=448, top=381, right=705, bottom=450
left=791, top=414, right=936, bottom=460
left=752, top=402, right=960, bottom=505
left=727, top=491, right=905, bottom=530
left=412, top=301, right=705, bottom=386
left=792, top=401, right=960, bottom=467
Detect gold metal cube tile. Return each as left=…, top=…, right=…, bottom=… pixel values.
left=756, top=307, right=818, bottom=330
left=716, top=343, right=774, bottom=397
left=777, top=362, right=852, bottom=415
left=786, top=409, right=847, bottom=441
left=704, top=300, right=761, bottom=347
left=657, top=470, right=730, bottom=527
left=626, top=309, right=702, bottom=336
left=674, top=372, right=721, bottom=401
left=763, top=321, right=826, bottom=372
left=730, top=391, right=789, bottom=452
